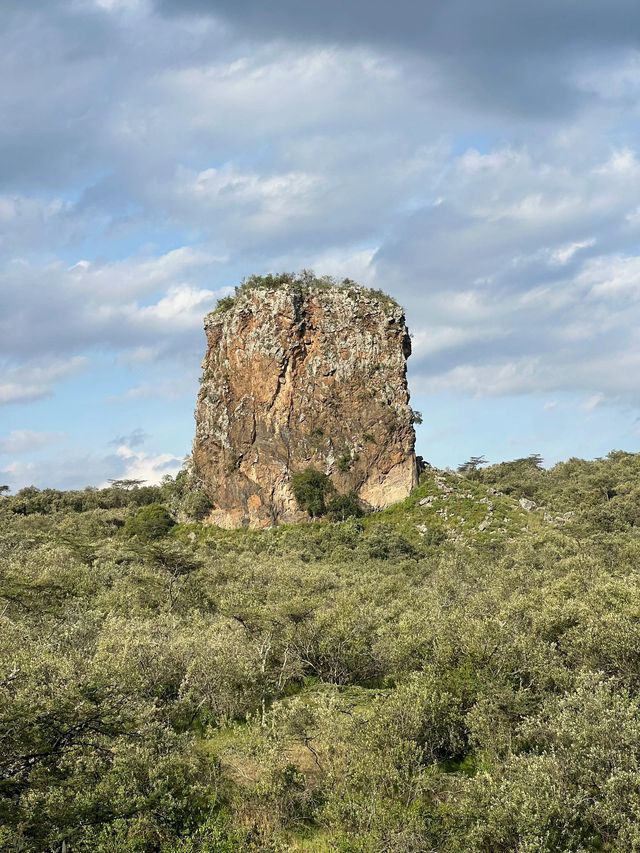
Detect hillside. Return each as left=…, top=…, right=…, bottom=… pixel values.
left=2, top=452, right=640, bottom=851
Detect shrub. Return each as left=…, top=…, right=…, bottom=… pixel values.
left=161, top=467, right=212, bottom=521
left=336, top=451, right=359, bottom=472
left=180, top=489, right=212, bottom=521
left=291, top=468, right=335, bottom=518
left=326, top=492, right=363, bottom=522
left=363, top=524, right=419, bottom=560
left=124, top=503, right=175, bottom=541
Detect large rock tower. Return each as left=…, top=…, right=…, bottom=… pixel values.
left=192, top=274, right=418, bottom=527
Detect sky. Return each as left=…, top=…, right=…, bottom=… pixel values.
left=2, top=0, right=640, bottom=490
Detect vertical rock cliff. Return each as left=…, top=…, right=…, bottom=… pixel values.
left=192, top=275, right=418, bottom=527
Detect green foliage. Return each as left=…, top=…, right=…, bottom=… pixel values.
left=214, top=294, right=235, bottom=313
left=464, top=449, right=640, bottom=533
left=162, top=467, right=213, bottom=521
left=457, top=455, right=488, bottom=477
left=3, top=451, right=640, bottom=849
left=4, top=483, right=163, bottom=516
left=326, top=492, right=363, bottom=522
left=291, top=468, right=335, bottom=518
left=124, top=502, right=175, bottom=540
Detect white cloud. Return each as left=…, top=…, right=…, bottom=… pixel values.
left=0, top=357, right=88, bottom=406
left=0, top=249, right=224, bottom=362
left=550, top=239, right=596, bottom=266
left=584, top=393, right=606, bottom=412
left=137, top=284, right=218, bottom=326
left=0, top=441, right=182, bottom=491
left=0, top=430, right=65, bottom=454
left=110, top=379, right=190, bottom=402
left=0, top=384, right=49, bottom=405
left=109, top=443, right=182, bottom=485
left=373, top=141, right=640, bottom=404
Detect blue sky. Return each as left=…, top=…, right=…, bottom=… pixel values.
left=2, top=0, right=640, bottom=489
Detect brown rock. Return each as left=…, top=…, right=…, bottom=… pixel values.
left=192, top=275, right=418, bottom=528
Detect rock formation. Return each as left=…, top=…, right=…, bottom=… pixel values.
left=192, top=274, right=418, bottom=527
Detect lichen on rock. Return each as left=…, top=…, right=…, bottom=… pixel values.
left=192, top=272, right=418, bottom=528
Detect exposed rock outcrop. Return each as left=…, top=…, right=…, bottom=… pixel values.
left=192, top=275, right=418, bottom=528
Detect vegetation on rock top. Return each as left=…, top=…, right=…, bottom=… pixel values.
left=211, top=270, right=402, bottom=315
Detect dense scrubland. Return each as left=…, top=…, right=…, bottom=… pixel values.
left=2, top=451, right=640, bottom=851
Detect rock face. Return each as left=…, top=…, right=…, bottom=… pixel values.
left=192, top=277, right=418, bottom=528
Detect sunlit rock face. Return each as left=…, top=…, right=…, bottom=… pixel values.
left=192, top=278, right=418, bottom=528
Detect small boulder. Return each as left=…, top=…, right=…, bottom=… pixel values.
left=519, top=497, right=537, bottom=512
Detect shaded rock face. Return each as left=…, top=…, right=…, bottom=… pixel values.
left=192, top=281, right=418, bottom=528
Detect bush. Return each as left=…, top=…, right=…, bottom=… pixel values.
left=180, top=489, right=212, bottom=521
left=291, top=468, right=335, bottom=518
left=326, top=492, right=363, bottom=522
left=124, top=503, right=175, bottom=540
left=5, top=449, right=640, bottom=850
left=363, top=524, right=419, bottom=560
left=161, top=467, right=213, bottom=521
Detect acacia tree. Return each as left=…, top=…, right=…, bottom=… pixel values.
left=457, top=456, right=488, bottom=477
left=108, top=478, right=147, bottom=490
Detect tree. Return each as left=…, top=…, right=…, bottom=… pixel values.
left=457, top=456, right=488, bottom=477
left=291, top=468, right=335, bottom=518
left=124, top=503, right=175, bottom=540
left=326, top=492, right=363, bottom=522
left=108, top=478, right=147, bottom=490
left=525, top=453, right=544, bottom=469
left=0, top=485, right=9, bottom=497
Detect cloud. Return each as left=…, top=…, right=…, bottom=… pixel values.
left=110, top=380, right=191, bottom=402
left=584, top=393, right=606, bottom=412
left=0, top=384, right=50, bottom=406
left=108, top=428, right=149, bottom=447
left=0, top=440, right=182, bottom=491
left=0, top=357, right=88, bottom=405
left=2, top=0, right=640, bottom=478
left=370, top=143, right=640, bottom=404
left=153, top=0, right=640, bottom=117
left=136, top=284, right=218, bottom=327
left=0, top=430, right=66, bottom=454
left=108, top=442, right=183, bottom=485
left=0, top=249, right=223, bottom=361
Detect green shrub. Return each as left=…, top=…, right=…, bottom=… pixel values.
left=336, top=451, right=359, bottom=473
left=180, top=489, right=212, bottom=521
left=291, top=468, right=335, bottom=518
left=363, top=524, right=419, bottom=560
left=326, top=492, right=363, bottom=522
left=213, top=295, right=235, bottom=313
left=124, top=503, right=175, bottom=540
left=5, top=450, right=640, bottom=850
